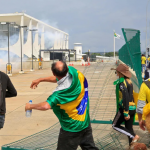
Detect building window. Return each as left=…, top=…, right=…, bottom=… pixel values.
left=0, top=24, right=19, bottom=48
left=32, top=31, right=36, bottom=44
left=38, top=32, right=41, bottom=46
left=24, top=28, right=28, bottom=44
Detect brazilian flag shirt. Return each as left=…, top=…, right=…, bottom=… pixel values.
left=46, top=66, right=90, bottom=132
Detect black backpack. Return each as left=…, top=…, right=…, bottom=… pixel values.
left=0, top=72, right=3, bottom=107
left=143, top=80, right=150, bottom=89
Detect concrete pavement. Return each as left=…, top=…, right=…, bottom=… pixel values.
left=0, top=65, right=85, bottom=147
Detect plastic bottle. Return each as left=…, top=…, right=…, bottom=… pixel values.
left=26, top=100, right=32, bottom=117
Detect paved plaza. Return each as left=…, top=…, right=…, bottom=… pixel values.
left=1, top=63, right=149, bottom=150
left=0, top=65, right=85, bottom=147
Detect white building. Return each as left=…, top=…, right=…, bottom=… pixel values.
left=0, top=13, right=69, bottom=60
left=74, top=43, right=82, bottom=60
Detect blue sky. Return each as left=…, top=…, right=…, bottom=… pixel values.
left=0, top=0, right=149, bottom=52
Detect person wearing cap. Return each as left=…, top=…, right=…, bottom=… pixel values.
left=112, top=64, right=139, bottom=145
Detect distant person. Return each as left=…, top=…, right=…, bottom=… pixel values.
left=0, top=71, right=17, bottom=129
left=144, top=67, right=150, bottom=81
left=147, top=55, right=150, bottom=68
left=137, top=78, right=150, bottom=131
left=26, top=61, right=98, bottom=150
left=141, top=54, right=146, bottom=73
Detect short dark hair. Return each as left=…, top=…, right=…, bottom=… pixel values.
left=51, top=61, right=68, bottom=77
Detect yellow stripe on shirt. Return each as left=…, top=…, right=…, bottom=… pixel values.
left=57, top=71, right=87, bottom=122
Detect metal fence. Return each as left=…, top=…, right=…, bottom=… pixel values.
left=119, top=28, right=142, bottom=89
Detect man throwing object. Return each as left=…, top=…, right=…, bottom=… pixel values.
left=25, top=61, right=98, bottom=150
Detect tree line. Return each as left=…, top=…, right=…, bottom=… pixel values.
left=84, top=52, right=118, bottom=57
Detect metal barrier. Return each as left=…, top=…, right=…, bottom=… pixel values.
left=119, top=28, right=142, bottom=89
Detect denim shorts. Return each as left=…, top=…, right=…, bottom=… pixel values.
left=0, top=114, right=5, bottom=129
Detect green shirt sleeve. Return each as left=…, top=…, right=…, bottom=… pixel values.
left=46, top=93, right=58, bottom=109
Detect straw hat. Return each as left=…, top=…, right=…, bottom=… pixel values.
left=111, top=64, right=132, bottom=78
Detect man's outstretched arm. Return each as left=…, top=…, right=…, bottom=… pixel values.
left=30, top=76, right=57, bottom=89
left=25, top=102, right=51, bottom=111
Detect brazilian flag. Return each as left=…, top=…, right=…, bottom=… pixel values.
left=46, top=66, right=90, bottom=132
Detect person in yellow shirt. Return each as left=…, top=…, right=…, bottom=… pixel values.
left=136, top=79, right=150, bottom=130
left=141, top=54, right=146, bottom=72
left=147, top=55, right=150, bottom=68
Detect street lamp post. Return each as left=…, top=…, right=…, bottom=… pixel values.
left=88, top=49, right=90, bottom=62
left=69, top=50, right=71, bottom=63
left=8, top=23, right=10, bottom=64
left=31, top=31, right=33, bottom=71
left=27, top=29, right=38, bottom=71
left=14, top=25, right=27, bottom=73
left=146, top=0, right=150, bottom=57
left=0, top=22, right=15, bottom=76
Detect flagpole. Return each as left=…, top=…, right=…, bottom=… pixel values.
left=114, top=31, right=115, bottom=58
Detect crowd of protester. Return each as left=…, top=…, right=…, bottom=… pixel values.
left=141, top=54, right=150, bottom=80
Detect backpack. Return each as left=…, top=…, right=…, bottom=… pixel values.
left=0, top=72, right=3, bottom=107
left=143, top=80, right=150, bottom=89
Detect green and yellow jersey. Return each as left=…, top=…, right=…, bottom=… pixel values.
left=46, top=66, right=90, bottom=132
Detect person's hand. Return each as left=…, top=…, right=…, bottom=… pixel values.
left=30, top=79, right=40, bottom=89
left=25, top=103, right=31, bottom=111
left=125, top=115, right=130, bottom=121
left=139, top=120, right=146, bottom=131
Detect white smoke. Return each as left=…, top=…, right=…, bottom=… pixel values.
left=40, top=19, right=59, bottom=29
left=0, top=19, right=69, bottom=72
left=0, top=30, right=28, bottom=72
left=39, top=19, right=66, bottom=49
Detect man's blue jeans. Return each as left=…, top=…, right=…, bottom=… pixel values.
left=0, top=114, right=5, bottom=129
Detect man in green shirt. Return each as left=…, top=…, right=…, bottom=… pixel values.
left=25, top=61, right=98, bottom=150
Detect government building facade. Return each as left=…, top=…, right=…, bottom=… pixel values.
left=0, top=13, right=69, bottom=60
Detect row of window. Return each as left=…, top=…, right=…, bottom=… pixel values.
left=0, top=24, right=67, bottom=49
left=0, top=24, right=20, bottom=48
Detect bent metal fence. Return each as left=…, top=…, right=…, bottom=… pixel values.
left=1, top=61, right=126, bottom=150
left=2, top=61, right=150, bottom=150
left=119, top=28, right=142, bottom=89
left=1, top=30, right=147, bottom=150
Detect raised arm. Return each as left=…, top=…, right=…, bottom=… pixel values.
left=30, top=76, right=57, bottom=89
